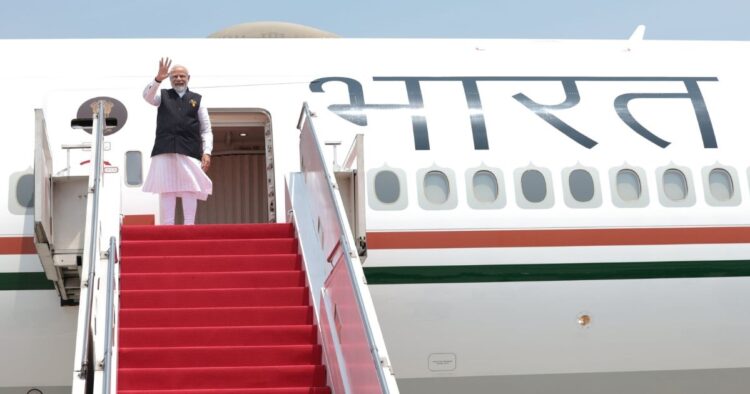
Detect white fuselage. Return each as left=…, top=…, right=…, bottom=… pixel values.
left=1, top=38, right=750, bottom=393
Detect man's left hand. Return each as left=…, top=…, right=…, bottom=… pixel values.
left=201, top=154, right=211, bottom=172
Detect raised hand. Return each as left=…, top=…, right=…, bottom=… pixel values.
left=156, top=57, right=172, bottom=82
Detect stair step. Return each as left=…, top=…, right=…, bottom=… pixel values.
left=122, top=223, right=294, bottom=240
left=121, top=271, right=306, bottom=290
left=118, top=224, right=330, bottom=393
left=121, top=239, right=297, bottom=256
left=119, top=325, right=319, bottom=347
left=119, top=388, right=331, bottom=394
left=120, top=306, right=313, bottom=328
left=119, top=345, right=322, bottom=368
left=121, top=288, right=309, bottom=308
left=120, top=254, right=301, bottom=274
left=118, top=365, right=327, bottom=390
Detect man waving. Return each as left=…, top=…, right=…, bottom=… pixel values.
left=142, top=57, right=213, bottom=225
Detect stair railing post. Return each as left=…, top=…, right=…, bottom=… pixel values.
left=77, top=100, right=106, bottom=380
left=102, top=236, right=118, bottom=393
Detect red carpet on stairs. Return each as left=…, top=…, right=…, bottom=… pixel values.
left=118, top=223, right=331, bottom=394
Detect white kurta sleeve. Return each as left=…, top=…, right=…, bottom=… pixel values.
left=198, top=106, right=213, bottom=155
left=143, top=80, right=162, bottom=106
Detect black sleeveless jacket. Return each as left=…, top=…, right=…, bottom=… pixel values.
left=151, top=89, right=203, bottom=160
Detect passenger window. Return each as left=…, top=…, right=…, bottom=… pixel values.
left=467, top=167, right=505, bottom=209
left=374, top=170, right=400, bottom=204
left=125, top=151, right=143, bottom=186
left=417, top=167, right=457, bottom=210
left=569, top=169, right=595, bottom=203
left=521, top=170, right=547, bottom=203
left=709, top=168, right=733, bottom=201
left=368, top=167, right=408, bottom=210
left=473, top=171, right=499, bottom=203
left=16, top=174, right=34, bottom=208
left=616, top=169, right=641, bottom=201
left=424, top=171, right=450, bottom=204
left=611, top=167, right=649, bottom=208
left=657, top=165, right=695, bottom=207
left=663, top=169, right=688, bottom=201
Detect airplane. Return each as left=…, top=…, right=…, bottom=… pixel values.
left=1, top=22, right=750, bottom=393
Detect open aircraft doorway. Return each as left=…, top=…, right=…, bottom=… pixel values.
left=176, top=109, right=275, bottom=224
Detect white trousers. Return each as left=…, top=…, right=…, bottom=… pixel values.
left=160, top=192, right=198, bottom=225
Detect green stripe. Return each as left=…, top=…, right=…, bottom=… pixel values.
left=0, top=272, right=55, bottom=290
left=364, top=260, right=750, bottom=284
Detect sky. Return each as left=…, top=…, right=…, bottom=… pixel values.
left=0, top=0, right=748, bottom=40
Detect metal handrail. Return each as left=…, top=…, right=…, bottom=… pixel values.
left=102, top=236, right=118, bottom=393
left=77, top=100, right=106, bottom=379
left=300, top=103, right=393, bottom=392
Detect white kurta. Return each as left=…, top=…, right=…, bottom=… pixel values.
left=141, top=81, right=213, bottom=200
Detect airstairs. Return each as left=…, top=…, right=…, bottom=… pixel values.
left=118, top=223, right=331, bottom=393
left=53, top=102, right=399, bottom=393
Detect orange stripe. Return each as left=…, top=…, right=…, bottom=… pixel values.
left=123, top=215, right=155, bottom=225
left=367, top=227, right=750, bottom=249
left=0, top=237, right=36, bottom=255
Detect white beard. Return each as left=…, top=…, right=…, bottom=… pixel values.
left=174, top=85, right=187, bottom=95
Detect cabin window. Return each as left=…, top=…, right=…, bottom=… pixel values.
left=521, top=170, right=547, bottom=203
left=515, top=167, right=554, bottom=209
left=424, top=171, right=450, bottom=204
left=16, top=174, right=34, bottom=208
left=473, top=171, right=498, bottom=203
left=125, top=151, right=143, bottom=186
left=569, top=170, right=595, bottom=202
left=563, top=167, right=601, bottom=208
left=663, top=169, right=688, bottom=201
left=610, top=167, right=649, bottom=208
left=417, top=166, right=457, bottom=210
left=616, top=169, right=641, bottom=201
left=466, top=167, right=505, bottom=210
left=656, top=165, right=695, bottom=207
left=708, top=168, right=733, bottom=201
left=703, top=166, right=740, bottom=206
left=368, top=167, right=408, bottom=210
left=374, top=170, right=400, bottom=204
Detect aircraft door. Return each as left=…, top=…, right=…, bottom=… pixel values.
left=33, top=109, right=55, bottom=280
left=185, top=109, right=274, bottom=224
left=335, top=134, right=367, bottom=257
left=33, top=108, right=88, bottom=303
